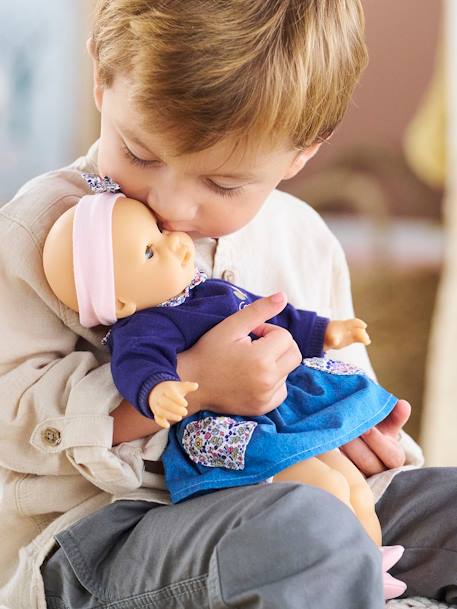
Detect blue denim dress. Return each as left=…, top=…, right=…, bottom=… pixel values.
left=163, top=357, right=397, bottom=503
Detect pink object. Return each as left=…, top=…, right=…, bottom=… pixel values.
left=73, top=192, right=125, bottom=327
left=381, top=545, right=407, bottom=600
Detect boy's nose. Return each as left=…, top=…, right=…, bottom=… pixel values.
left=148, top=191, right=197, bottom=224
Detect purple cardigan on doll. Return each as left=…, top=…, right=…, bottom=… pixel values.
left=107, top=275, right=329, bottom=419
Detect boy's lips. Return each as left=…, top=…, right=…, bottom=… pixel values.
left=161, top=223, right=194, bottom=232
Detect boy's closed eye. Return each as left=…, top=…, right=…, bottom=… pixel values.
left=121, top=141, right=245, bottom=198
left=122, top=142, right=161, bottom=168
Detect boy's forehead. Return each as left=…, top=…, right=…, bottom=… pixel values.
left=107, top=77, right=296, bottom=177
left=122, top=120, right=294, bottom=177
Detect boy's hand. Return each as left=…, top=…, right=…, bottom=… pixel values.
left=176, top=293, right=302, bottom=417
left=324, top=318, right=371, bottom=351
left=341, top=399, right=411, bottom=475
left=149, top=380, right=199, bottom=429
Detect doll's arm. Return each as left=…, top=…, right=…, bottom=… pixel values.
left=109, top=311, right=189, bottom=419
left=323, top=318, right=371, bottom=351
left=267, top=304, right=329, bottom=358
left=268, top=302, right=369, bottom=358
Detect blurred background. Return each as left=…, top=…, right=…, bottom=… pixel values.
left=0, top=1, right=453, bottom=455
left=283, top=0, right=446, bottom=445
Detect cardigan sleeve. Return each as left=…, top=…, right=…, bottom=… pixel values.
left=268, top=305, right=329, bottom=358
left=109, top=312, right=187, bottom=418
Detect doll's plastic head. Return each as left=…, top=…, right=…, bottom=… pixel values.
left=43, top=194, right=196, bottom=327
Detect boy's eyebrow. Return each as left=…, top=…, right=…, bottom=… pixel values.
left=121, top=127, right=157, bottom=154
left=121, top=125, right=256, bottom=180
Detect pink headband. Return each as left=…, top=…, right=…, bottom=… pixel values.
left=73, top=192, right=125, bottom=327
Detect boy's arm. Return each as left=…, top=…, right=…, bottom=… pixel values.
left=112, top=400, right=161, bottom=444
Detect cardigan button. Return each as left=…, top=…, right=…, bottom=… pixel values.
left=42, top=427, right=62, bottom=447
left=222, top=269, right=235, bottom=283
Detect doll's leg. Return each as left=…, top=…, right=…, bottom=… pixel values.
left=273, top=456, right=355, bottom=514
left=273, top=453, right=405, bottom=600
left=317, top=449, right=382, bottom=546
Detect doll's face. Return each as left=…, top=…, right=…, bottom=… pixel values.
left=112, top=197, right=196, bottom=316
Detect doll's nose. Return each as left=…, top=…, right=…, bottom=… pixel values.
left=166, top=231, right=181, bottom=252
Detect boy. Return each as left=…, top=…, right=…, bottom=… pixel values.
left=1, top=2, right=454, bottom=608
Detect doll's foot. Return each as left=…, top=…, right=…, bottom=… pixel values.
left=381, top=546, right=407, bottom=600
left=383, top=571, right=407, bottom=600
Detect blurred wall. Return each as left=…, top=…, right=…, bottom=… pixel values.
left=0, top=0, right=95, bottom=203
left=421, top=0, right=457, bottom=465
left=283, top=0, right=443, bottom=203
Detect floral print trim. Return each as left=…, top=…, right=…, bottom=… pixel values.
left=182, top=416, right=257, bottom=470
left=81, top=173, right=121, bottom=193
left=303, top=357, right=367, bottom=376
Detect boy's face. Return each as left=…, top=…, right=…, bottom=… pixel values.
left=95, top=76, right=320, bottom=240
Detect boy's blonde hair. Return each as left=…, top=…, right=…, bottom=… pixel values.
left=92, top=0, right=368, bottom=153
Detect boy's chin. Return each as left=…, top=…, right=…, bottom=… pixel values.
left=186, top=231, right=206, bottom=240
left=189, top=230, right=229, bottom=241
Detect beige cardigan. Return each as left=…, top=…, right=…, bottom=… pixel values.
left=0, top=144, right=423, bottom=609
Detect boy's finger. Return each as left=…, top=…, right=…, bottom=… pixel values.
left=250, top=322, right=285, bottom=339
left=253, top=327, right=300, bottom=362
left=361, top=426, right=406, bottom=470
left=376, top=399, right=411, bottom=437
left=275, top=346, right=303, bottom=377
left=268, top=380, right=289, bottom=410
left=340, top=437, right=385, bottom=475
left=215, top=293, right=287, bottom=339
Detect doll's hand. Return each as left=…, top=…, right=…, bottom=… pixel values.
left=324, top=318, right=371, bottom=351
left=148, top=381, right=199, bottom=429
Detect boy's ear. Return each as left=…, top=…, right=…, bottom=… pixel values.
left=86, top=37, right=104, bottom=112
left=116, top=299, right=137, bottom=319
left=282, top=143, right=322, bottom=180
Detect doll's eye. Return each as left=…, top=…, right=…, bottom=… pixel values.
left=145, top=244, right=154, bottom=260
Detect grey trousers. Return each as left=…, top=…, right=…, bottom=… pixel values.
left=42, top=468, right=457, bottom=609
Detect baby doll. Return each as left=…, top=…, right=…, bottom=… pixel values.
left=43, top=175, right=406, bottom=599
